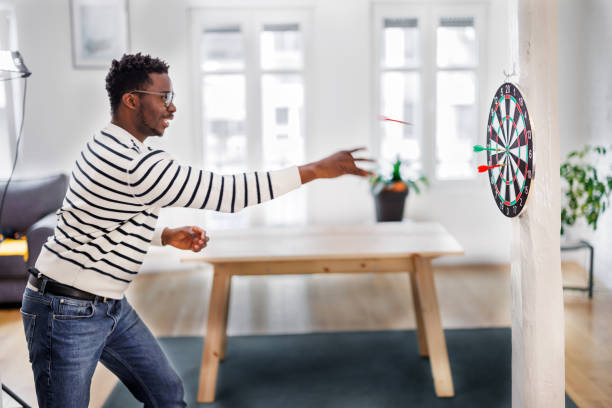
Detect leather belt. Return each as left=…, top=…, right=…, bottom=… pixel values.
left=27, top=268, right=108, bottom=302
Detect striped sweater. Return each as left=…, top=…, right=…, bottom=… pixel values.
left=35, top=123, right=302, bottom=299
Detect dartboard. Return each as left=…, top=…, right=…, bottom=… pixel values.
left=486, top=82, right=534, bottom=218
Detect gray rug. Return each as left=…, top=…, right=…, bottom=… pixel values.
left=104, top=328, right=578, bottom=407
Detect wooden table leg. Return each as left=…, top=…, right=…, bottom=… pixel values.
left=219, top=273, right=232, bottom=361
left=409, top=269, right=429, bottom=357
left=198, top=267, right=231, bottom=403
left=414, top=256, right=454, bottom=398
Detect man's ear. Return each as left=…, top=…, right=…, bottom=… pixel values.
left=121, top=93, right=138, bottom=111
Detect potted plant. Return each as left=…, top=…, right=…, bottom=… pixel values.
left=369, top=156, right=428, bottom=222
left=560, top=145, right=612, bottom=236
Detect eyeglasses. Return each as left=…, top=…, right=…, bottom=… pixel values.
left=129, top=90, right=175, bottom=108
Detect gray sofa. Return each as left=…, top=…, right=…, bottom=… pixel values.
left=0, top=174, right=68, bottom=304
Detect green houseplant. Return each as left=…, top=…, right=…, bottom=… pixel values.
left=369, top=156, right=428, bottom=222
left=560, top=145, right=612, bottom=235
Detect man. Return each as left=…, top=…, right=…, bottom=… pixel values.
left=20, top=53, right=372, bottom=407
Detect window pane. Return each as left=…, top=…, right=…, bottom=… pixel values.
left=436, top=71, right=477, bottom=180
left=261, top=74, right=304, bottom=167
left=382, top=18, right=420, bottom=68
left=380, top=71, right=421, bottom=167
left=202, top=74, right=247, bottom=173
left=437, top=17, right=477, bottom=68
left=201, top=25, right=244, bottom=71
left=261, top=74, right=305, bottom=225
left=260, top=23, right=302, bottom=70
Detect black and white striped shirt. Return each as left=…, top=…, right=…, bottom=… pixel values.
left=35, top=123, right=301, bottom=299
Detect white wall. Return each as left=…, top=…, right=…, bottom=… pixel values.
left=548, top=0, right=612, bottom=290
left=558, top=0, right=587, bottom=159
left=5, top=0, right=196, bottom=173
left=5, top=0, right=595, bottom=268
left=571, top=0, right=612, bottom=290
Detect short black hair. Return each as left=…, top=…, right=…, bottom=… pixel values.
left=105, top=53, right=169, bottom=115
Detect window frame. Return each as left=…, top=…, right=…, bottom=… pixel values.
left=372, top=1, right=488, bottom=188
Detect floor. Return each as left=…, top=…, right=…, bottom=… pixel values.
left=0, top=261, right=609, bottom=407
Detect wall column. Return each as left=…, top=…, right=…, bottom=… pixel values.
left=512, top=0, right=565, bottom=407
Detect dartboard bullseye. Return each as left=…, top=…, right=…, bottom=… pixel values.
left=485, top=82, right=534, bottom=217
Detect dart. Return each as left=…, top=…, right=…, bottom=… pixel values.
left=378, top=115, right=413, bottom=126
left=478, top=163, right=505, bottom=173
left=473, top=144, right=502, bottom=153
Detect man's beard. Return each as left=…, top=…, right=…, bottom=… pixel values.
left=137, top=106, right=162, bottom=137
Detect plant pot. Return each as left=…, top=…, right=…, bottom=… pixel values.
left=374, top=189, right=408, bottom=222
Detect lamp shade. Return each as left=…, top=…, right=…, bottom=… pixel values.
left=0, top=50, right=31, bottom=78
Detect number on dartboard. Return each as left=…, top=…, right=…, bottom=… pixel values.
left=485, top=83, right=534, bottom=218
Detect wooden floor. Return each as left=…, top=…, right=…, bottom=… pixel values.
left=0, top=262, right=609, bottom=407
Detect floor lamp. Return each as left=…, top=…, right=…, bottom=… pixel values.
left=0, top=50, right=31, bottom=235
left=0, top=49, right=32, bottom=408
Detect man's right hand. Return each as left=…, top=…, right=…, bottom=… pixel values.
left=298, top=147, right=375, bottom=184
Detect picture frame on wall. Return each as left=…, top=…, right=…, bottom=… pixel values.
left=70, top=0, right=129, bottom=69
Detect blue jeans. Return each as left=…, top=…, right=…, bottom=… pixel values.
left=20, top=286, right=186, bottom=408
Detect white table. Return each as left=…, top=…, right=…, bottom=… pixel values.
left=183, top=221, right=464, bottom=403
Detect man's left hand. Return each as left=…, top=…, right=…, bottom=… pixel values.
left=162, top=226, right=209, bottom=252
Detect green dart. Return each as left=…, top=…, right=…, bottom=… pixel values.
left=473, top=144, right=502, bottom=153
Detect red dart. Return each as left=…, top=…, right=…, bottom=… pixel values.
left=478, top=164, right=505, bottom=173
left=378, top=115, right=413, bottom=126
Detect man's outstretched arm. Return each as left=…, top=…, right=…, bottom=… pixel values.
left=128, top=147, right=374, bottom=213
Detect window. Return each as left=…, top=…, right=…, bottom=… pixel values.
left=194, top=10, right=309, bottom=228
left=374, top=4, right=486, bottom=182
